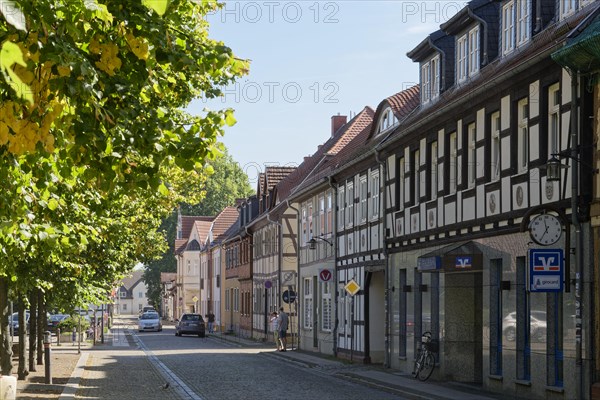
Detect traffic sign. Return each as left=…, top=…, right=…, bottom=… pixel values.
left=345, top=279, right=360, bottom=296
left=192, top=296, right=198, bottom=303
left=528, top=248, right=563, bottom=292
left=282, top=290, right=296, bottom=304
left=265, top=280, right=272, bottom=289
left=318, top=268, right=333, bottom=282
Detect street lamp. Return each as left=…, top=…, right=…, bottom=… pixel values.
left=545, top=149, right=598, bottom=182
left=308, top=235, right=333, bottom=250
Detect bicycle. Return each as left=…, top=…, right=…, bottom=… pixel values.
left=412, top=331, right=437, bottom=381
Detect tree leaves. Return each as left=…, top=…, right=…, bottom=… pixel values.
left=0, top=41, right=33, bottom=104
left=142, top=0, right=169, bottom=16
left=0, top=1, right=26, bottom=31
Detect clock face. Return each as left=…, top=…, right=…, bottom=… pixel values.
left=529, top=214, right=562, bottom=246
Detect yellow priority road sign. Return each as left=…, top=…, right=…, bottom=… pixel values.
left=344, top=279, right=360, bottom=296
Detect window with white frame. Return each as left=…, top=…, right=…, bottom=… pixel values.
left=398, top=156, right=405, bottom=210
left=414, top=149, right=420, bottom=203
left=421, top=55, right=440, bottom=103
left=560, top=0, right=577, bottom=19
left=456, top=26, right=481, bottom=82
left=359, top=175, right=367, bottom=224
left=301, top=205, right=307, bottom=245
left=549, top=84, right=560, bottom=156
left=308, top=200, right=313, bottom=241
left=319, top=196, right=325, bottom=236
left=346, top=182, right=354, bottom=228
left=491, top=112, right=501, bottom=181
left=457, top=34, right=468, bottom=82
left=337, top=186, right=345, bottom=230
left=502, top=1, right=515, bottom=55
left=377, top=108, right=398, bottom=135
left=303, top=278, right=313, bottom=329
left=321, top=282, right=332, bottom=331
left=516, top=0, right=530, bottom=46
left=431, top=141, right=438, bottom=200
left=326, top=192, right=333, bottom=235
left=467, top=123, right=476, bottom=188
left=517, top=98, right=529, bottom=173
left=449, top=132, right=458, bottom=194
left=371, top=171, right=380, bottom=219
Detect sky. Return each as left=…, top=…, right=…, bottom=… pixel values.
left=188, top=1, right=464, bottom=186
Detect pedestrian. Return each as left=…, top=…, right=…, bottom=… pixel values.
left=207, top=311, right=215, bottom=334
left=277, top=307, right=289, bottom=352
left=270, top=311, right=280, bottom=351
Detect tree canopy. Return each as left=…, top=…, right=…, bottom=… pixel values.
left=0, top=0, right=248, bottom=373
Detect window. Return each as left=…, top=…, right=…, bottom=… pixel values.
left=326, top=192, right=333, bottom=235
left=301, top=206, right=307, bottom=246
left=234, top=288, right=239, bottom=312
left=456, top=26, right=480, bottom=82
left=398, top=157, right=405, bottom=209
left=398, top=269, right=408, bottom=357
left=467, top=123, right=476, bottom=188
left=225, top=288, right=230, bottom=311
left=303, top=278, right=313, bottom=330
left=548, top=84, right=560, bottom=156
left=122, top=304, right=127, bottom=311
left=139, top=292, right=143, bottom=298
left=321, top=282, right=332, bottom=331
left=421, top=55, right=440, bottom=103
left=503, top=0, right=530, bottom=54
left=516, top=256, right=530, bottom=380
left=337, top=186, right=345, bottom=230
left=377, top=108, right=397, bottom=135
left=139, top=304, right=143, bottom=311
left=371, top=171, right=380, bottom=219
left=517, top=99, right=529, bottom=173
left=319, top=196, right=325, bottom=236
left=560, top=0, right=577, bottom=18
left=359, top=175, right=367, bottom=224
left=491, top=112, right=501, bottom=181
left=502, top=1, right=515, bottom=55
left=468, top=27, right=480, bottom=76
left=449, top=132, right=458, bottom=194
left=516, top=0, right=530, bottom=46
left=457, top=35, right=467, bottom=82
left=308, top=201, right=313, bottom=241
left=413, top=149, right=420, bottom=203
left=346, top=182, right=354, bottom=228
left=430, top=142, right=438, bottom=200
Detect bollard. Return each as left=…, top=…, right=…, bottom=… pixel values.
left=56, top=328, right=61, bottom=346
left=44, top=331, right=52, bottom=384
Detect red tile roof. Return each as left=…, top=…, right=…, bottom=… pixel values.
left=160, top=272, right=177, bottom=284
left=210, top=206, right=239, bottom=244
left=174, top=215, right=214, bottom=254
left=367, top=85, right=420, bottom=142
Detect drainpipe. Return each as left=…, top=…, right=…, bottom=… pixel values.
left=375, top=149, right=390, bottom=368
left=327, top=176, right=339, bottom=357
left=467, top=8, right=489, bottom=66
left=570, top=70, right=583, bottom=400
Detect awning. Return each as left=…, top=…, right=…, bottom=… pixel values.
left=552, top=6, right=600, bottom=73
left=417, top=241, right=483, bottom=273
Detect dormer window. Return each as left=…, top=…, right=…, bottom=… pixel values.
left=561, top=0, right=594, bottom=19
left=457, top=26, right=480, bottom=83
left=502, top=0, right=530, bottom=56
left=377, top=108, right=398, bottom=135
left=421, top=55, right=440, bottom=104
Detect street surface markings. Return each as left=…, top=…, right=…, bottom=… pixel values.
left=133, top=333, right=204, bottom=400
left=111, top=323, right=130, bottom=347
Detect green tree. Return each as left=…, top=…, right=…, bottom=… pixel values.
left=0, top=0, right=248, bottom=374
left=144, top=147, right=253, bottom=309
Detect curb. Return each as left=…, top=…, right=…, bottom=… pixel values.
left=58, top=351, right=89, bottom=400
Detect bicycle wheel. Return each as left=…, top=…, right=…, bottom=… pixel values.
left=417, top=352, right=435, bottom=381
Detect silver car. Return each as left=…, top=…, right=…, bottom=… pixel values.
left=138, top=312, right=162, bottom=332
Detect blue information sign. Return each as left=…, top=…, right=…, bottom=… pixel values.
left=528, top=248, right=564, bottom=292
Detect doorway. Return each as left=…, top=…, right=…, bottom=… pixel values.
left=367, top=271, right=385, bottom=363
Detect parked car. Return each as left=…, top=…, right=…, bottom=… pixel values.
left=139, top=306, right=156, bottom=316
left=175, top=314, right=205, bottom=337
left=48, top=314, right=69, bottom=333
left=9, top=312, right=30, bottom=335
left=503, top=311, right=547, bottom=342
left=138, top=312, right=162, bottom=332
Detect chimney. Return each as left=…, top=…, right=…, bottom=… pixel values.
left=331, top=114, right=347, bottom=136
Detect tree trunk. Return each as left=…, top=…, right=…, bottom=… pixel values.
left=28, top=291, right=36, bottom=372
left=0, top=277, right=12, bottom=375
left=37, top=290, right=44, bottom=365
left=17, top=299, right=28, bottom=380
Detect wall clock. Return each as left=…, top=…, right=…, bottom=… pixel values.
left=529, top=214, right=562, bottom=246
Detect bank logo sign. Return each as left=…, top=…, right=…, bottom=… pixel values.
left=529, top=248, right=563, bottom=292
